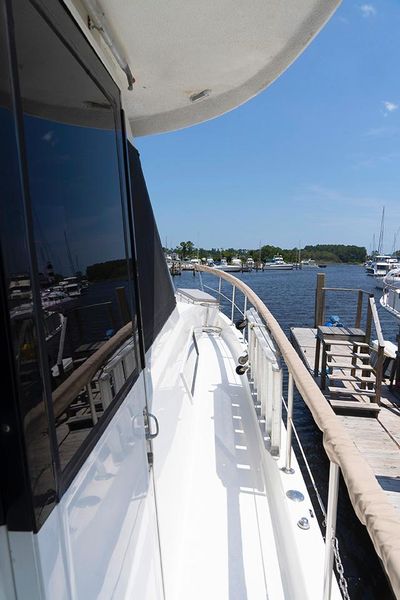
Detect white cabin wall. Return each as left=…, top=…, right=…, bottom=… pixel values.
left=0, top=527, right=16, bottom=600
left=7, top=532, right=43, bottom=600
left=7, top=372, right=164, bottom=600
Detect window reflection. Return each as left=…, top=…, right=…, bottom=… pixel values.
left=14, top=0, right=139, bottom=470
left=0, top=6, right=57, bottom=527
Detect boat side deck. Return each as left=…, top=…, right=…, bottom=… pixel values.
left=174, top=332, right=284, bottom=599
left=151, top=303, right=341, bottom=600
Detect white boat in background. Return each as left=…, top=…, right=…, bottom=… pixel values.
left=264, top=255, right=293, bottom=270
left=301, top=259, right=319, bottom=268
left=214, top=257, right=242, bottom=272
left=366, top=255, right=399, bottom=277
left=246, top=257, right=255, bottom=270
left=380, top=268, right=400, bottom=321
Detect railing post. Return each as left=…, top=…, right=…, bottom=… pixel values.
left=323, top=462, right=340, bottom=600
left=231, top=285, right=236, bottom=324
left=243, top=294, right=248, bottom=341
left=375, top=345, right=384, bottom=405
left=283, top=372, right=295, bottom=474
left=355, top=290, right=363, bottom=328
left=365, top=295, right=373, bottom=343
left=218, top=276, right=222, bottom=297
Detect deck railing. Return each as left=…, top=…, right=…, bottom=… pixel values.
left=195, top=263, right=400, bottom=600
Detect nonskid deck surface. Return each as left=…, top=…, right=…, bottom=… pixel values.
left=176, top=332, right=284, bottom=600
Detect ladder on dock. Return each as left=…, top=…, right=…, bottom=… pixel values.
left=321, top=339, right=380, bottom=414
left=313, top=273, right=386, bottom=415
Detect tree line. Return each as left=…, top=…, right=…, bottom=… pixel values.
left=84, top=243, right=368, bottom=281
left=168, top=241, right=367, bottom=264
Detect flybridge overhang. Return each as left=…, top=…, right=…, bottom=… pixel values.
left=67, top=0, right=340, bottom=136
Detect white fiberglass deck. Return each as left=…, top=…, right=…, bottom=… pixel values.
left=151, top=303, right=341, bottom=600
left=176, top=332, right=283, bottom=599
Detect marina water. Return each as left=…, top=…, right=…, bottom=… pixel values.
left=177, top=263, right=396, bottom=600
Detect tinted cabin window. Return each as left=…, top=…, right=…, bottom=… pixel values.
left=0, top=1, right=57, bottom=530
left=128, top=144, right=176, bottom=352
left=13, top=1, right=140, bottom=472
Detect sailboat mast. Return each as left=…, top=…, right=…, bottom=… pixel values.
left=377, top=206, right=385, bottom=254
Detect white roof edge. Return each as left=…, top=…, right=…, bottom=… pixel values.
left=129, top=1, right=341, bottom=137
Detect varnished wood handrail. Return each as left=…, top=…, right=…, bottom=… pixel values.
left=195, top=264, right=400, bottom=597
left=369, top=297, right=385, bottom=348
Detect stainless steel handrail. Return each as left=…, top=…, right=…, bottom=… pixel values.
left=194, top=264, right=400, bottom=599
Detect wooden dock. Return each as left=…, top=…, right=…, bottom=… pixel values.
left=291, top=326, right=400, bottom=513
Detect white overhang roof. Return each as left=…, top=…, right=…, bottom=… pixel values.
left=100, top=0, right=340, bottom=136
left=59, top=1, right=341, bottom=136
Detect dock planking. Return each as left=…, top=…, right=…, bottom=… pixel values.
left=291, top=326, right=400, bottom=516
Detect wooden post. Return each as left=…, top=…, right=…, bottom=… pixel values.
left=355, top=290, right=363, bottom=328
left=374, top=345, right=384, bottom=405
left=314, top=273, right=326, bottom=328
left=116, top=286, right=130, bottom=325
left=314, top=337, right=321, bottom=377
left=314, top=273, right=325, bottom=377
left=365, top=295, right=373, bottom=344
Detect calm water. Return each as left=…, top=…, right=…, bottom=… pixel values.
left=175, top=264, right=397, bottom=600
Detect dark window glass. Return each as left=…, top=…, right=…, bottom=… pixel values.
left=128, top=144, right=176, bottom=352
left=0, top=1, right=56, bottom=529
left=13, top=0, right=140, bottom=472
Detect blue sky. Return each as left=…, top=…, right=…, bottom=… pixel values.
left=136, top=1, right=400, bottom=253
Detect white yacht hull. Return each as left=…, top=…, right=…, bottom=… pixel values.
left=380, top=292, right=400, bottom=322
left=213, top=265, right=242, bottom=272
left=264, top=264, right=293, bottom=270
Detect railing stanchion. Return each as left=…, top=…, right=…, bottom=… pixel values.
left=243, top=294, right=248, bottom=340
left=218, top=276, right=222, bottom=297
left=283, top=372, right=295, bottom=474
left=231, top=285, right=236, bottom=324
left=323, top=461, right=340, bottom=600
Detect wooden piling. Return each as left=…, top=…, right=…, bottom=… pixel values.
left=313, top=273, right=325, bottom=376
left=355, top=290, right=363, bottom=328
left=314, top=272, right=326, bottom=328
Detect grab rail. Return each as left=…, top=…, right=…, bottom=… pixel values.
left=369, top=296, right=385, bottom=404
left=195, top=264, right=400, bottom=600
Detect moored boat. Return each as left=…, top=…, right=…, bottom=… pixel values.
left=214, top=257, right=243, bottom=272
left=264, top=255, right=293, bottom=270
left=380, top=268, right=400, bottom=321
left=301, top=259, right=319, bottom=268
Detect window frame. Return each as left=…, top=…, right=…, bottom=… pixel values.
left=4, top=0, right=147, bottom=523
